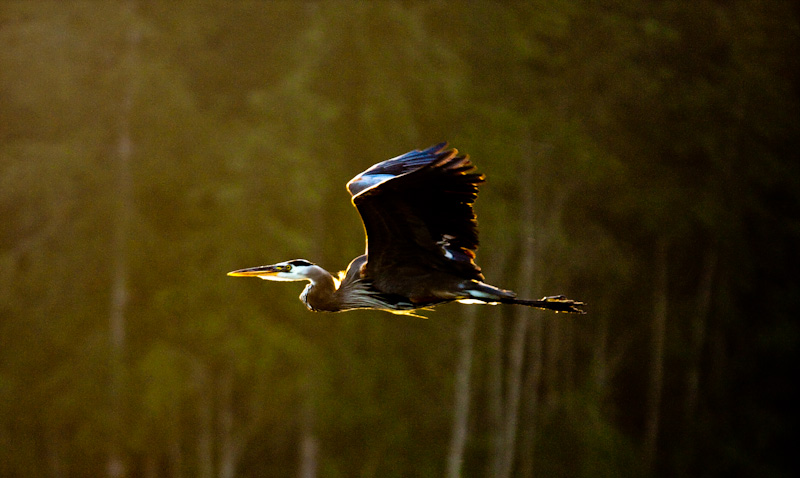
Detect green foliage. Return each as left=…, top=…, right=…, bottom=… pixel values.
left=1, top=1, right=797, bottom=477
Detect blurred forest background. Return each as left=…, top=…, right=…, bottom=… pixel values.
left=1, top=2, right=798, bottom=477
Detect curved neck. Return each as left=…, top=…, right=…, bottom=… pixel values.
left=300, top=266, right=340, bottom=312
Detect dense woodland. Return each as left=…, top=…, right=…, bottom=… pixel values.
left=1, top=2, right=798, bottom=477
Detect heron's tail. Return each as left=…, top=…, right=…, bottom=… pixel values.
left=501, top=295, right=586, bottom=314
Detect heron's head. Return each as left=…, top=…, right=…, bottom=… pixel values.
left=227, top=259, right=318, bottom=282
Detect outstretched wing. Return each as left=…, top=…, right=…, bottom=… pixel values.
left=346, top=143, right=485, bottom=294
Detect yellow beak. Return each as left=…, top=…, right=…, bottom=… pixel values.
left=227, top=264, right=287, bottom=277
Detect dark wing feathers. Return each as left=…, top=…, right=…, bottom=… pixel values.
left=347, top=143, right=485, bottom=292
left=346, top=143, right=448, bottom=198
left=361, top=142, right=448, bottom=175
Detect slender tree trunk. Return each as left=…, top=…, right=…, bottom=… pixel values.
left=539, top=187, right=569, bottom=417
left=446, top=306, right=478, bottom=478
left=644, top=239, right=668, bottom=471
left=486, top=248, right=508, bottom=478
left=486, top=307, right=505, bottom=477
left=108, top=5, right=139, bottom=476
left=497, top=308, right=528, bottom=478
left=518, top=317, right=543, bottom=478
left=297, top=198, right=327, bottom=478
left=169, top=432, right=183, bottom=478
left=592, top=306, right=611, bottom=394
left=496, top=138, right=542, bottom=478
left=542, top=321, right=561, bottom=412
left=107, top=89, right=130, bottom=478
left=143, top=456, right=158, bottom=478
left=44, top=425, right=65, bottom=478
left=297, top=389, right=319, bottom=478
left=685, top=249, right=716, bottom=422
left=218, top=366, right=242, bottom=478
left=678, top=248, right=716, bottom=473
left=193, top=362, right=214, bottom=478
left=517, top=143, right=557, bottom=478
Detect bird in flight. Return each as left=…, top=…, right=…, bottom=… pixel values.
left=228, top=143, right=585, bottom=315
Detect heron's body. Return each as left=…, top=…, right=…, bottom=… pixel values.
left=229, top=144, right=585, bottom=315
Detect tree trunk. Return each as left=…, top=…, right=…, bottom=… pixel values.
left=520, top=138, right=557, bottom=478
left=143, top=456, right=158, bottom=478
left=296, top=194, right=328, bottom=478
left=539, top=188, right=568, bottom=416
left=542, top=320, right=562, bottom=412
left=169, top=432, right=183, bottom=478
left=193, top=362, right=214, bottom=478
left=108, top=4, right=139, bottom=476
left=486, top=308, right=505, bottom=477
left=678, top=248, right=716, bottom=474
left=644, top=239, right=668, bottom=471
left=592, top=305, right=611, bottom=395
left=496, top=308, right=528, bottom=478
left=218, top=366, right=242, bottom=478
left=44, top=425, right=65, bottom=478
left=486, top=249, right=508, bottom=478
left=685, top=249, right=716, bottom=422
left=297, top=391, right=319, bottom=478
left=496, top=138, right=543, bottom=478
left=518, top=316, right=543, bottom=478
left=446, top=306, right=478, bottom=478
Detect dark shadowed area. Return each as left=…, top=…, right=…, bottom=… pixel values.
left=1, top=2, right=798, bottom=477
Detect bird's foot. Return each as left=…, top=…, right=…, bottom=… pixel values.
left=540, top=295, right=586, bottom=314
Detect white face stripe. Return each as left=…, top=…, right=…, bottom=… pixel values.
left=258, top=272, right=299, bottom=282
left=258, top=264, right=317, bottom=282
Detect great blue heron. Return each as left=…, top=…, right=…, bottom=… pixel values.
left=228, top=143, right=585, bottom=315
